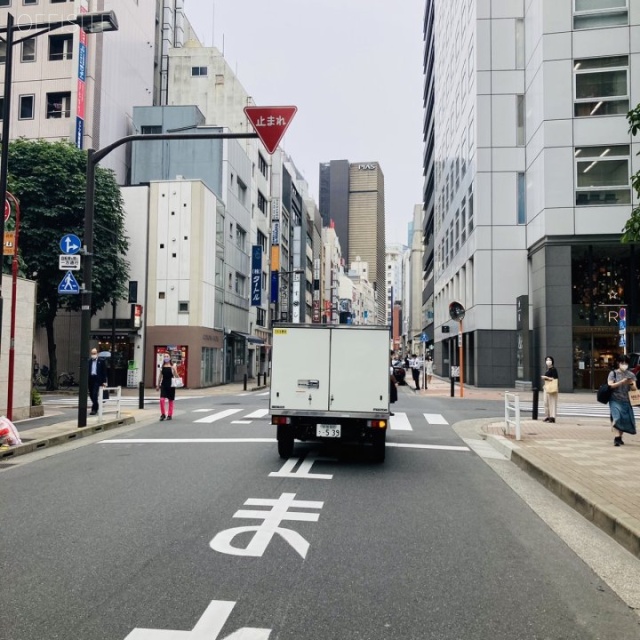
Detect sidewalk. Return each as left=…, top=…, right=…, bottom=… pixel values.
left=1, top=379, right=267, bottom=463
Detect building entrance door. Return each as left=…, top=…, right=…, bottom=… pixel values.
left=572, top=332, right=618, bottom=390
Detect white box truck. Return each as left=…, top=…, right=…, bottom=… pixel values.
left=270, top=324, right=390, bottom=462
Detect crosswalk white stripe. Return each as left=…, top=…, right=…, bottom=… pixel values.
left=423, top=413, right=448, bottom=425
left=257, top=391, right=270, bottom=396
left=244, top=409, right=270, bottom=419
left=387, top=443, right=470, bottom=452
left=103, top=438, right=276, bottom=444
left=194, top=409, right=242, bottom=424
left=231, top=420, right=252, bottom=424
left=389, top=412, right=412, bottom=431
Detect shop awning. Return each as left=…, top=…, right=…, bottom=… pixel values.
left=229, top=331, right=265, bottom=345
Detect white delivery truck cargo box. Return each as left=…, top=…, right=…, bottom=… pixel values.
left=270, top=324, right=389, bottom=416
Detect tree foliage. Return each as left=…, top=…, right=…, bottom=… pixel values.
left=4, top=139, right=129, bottom=386
left=622, top=104, right=640, bottom=242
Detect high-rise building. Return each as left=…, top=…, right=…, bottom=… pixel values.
left=319, top=160, right=387, bottom=323
left=424, top=0, right=640, bottom=390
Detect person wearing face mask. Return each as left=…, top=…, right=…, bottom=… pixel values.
left=156, top=352, right=179, bottom=421
left=541, top=355, right=559, bottom=423
left=87, top=347, right=107, bottom=416
left=608, top=354, right=637, bottom=446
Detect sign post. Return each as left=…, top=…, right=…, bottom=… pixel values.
left=449, top=301, right=466, bottom=398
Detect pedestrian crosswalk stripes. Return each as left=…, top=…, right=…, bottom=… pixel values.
left=194, top=409, right=243, bottom=424
left=423, top=413, right=449, bottom=425
left=244, top=409, right=270, bottom=419
left=389, top=413, right=412, bottom=431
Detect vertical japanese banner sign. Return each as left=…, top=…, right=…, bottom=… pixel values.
left=270, top=198, right=280, bottom=304
left=75, top=2, right=88, bottom=148
left=251, top=245, right=262, bottom=306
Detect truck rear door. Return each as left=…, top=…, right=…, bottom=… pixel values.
left=270, top=327, right=331, bottom=412
left=328, top=328, right=389, bottom=413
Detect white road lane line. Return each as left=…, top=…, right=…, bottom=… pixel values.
left=102, top=438, right=277, bottom=444
left=231, top=420, right=252, bottom=424
left=194, top=409, right=243, bottom=424
left=257, top=391, right=270, bottom=396
left=389, top=412, right=412, bottom=431
left=101, top=438, right=470, bottom=452
left=423, top=413, right=448, bottom=425
left=387, top=442, right=470, bottom=452
left=244, top=409, right=270, bottom=419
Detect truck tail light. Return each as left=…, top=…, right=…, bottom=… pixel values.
left=272, top=416, right=291, bottom=425
left=368, top=420, right=387, bottom=429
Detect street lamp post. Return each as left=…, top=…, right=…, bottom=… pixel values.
left=77, top=130, right=258, bottom=427
left=0, top=10, right=119, bottom=365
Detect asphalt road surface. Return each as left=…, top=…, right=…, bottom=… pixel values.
left=2, top=387, right=639, bottom=639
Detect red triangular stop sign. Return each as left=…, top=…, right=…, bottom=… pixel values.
left=244, top=105, right=297, bottom=154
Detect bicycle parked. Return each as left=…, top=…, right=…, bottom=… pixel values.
left=33, top=365, right=49, bottom=390
left=58, top=371, right=78, bottom=388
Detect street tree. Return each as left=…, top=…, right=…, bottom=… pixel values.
left=4, top=139, right=129, bottom=389
left=622, top=104, right=640, bottom=242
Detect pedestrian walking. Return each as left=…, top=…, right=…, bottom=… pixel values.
left=87, top=347, right=107, bottom=416
left=608, top=354, right=637, bottom=447
left=156, top=353, right=179, bottom=421
left=389, top=361, right=398, bottom=416
left=541, top=355, right=559, bottom=423
left=410, top=353, right=421, bottom=391
left=426, top=357, right=434, bottom=386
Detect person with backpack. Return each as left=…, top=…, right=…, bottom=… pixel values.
left=608, top=354, right=637, bottom=447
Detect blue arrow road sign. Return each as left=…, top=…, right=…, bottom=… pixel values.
left=58, top=271, right=80, bottom=294
left=60, top=233, right=81, bottom=255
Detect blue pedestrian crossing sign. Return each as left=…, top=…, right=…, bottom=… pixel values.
left=420, top=333, right=429, bottom=343
left=58, top=271, right=80, bottom=294
left=60, top=233, right=81, bottom=255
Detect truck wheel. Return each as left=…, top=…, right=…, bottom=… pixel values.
left=372, top=432, right=386, bottom=463
left=277, top=425, right=294, bottom=459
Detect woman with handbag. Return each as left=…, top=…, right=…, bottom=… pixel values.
left=156, top=352, right=179, bottom=421
left=541, top=356, right=559, bottom=423
left=608, top=354, right=637, bottom=446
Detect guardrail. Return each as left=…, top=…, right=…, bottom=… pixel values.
left=504, top=392, right=521, bottom=441
left=98, top=386, right=122, bottom=422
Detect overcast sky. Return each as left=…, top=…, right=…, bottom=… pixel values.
left=184, top=0, right=425, bottom=247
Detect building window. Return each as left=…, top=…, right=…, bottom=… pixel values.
left=46, top=92, right=71, bottom=118
left=235, top=274, right=246, bottom=296
left=236, top=225, right=246, bottom=251
left=517, top=173, right=526, bottom=224
left=516, top=95, right=525, bottom=145
left=257, top=307, right=266, bottom=327
left=23, top=0, right=38, bottom=4
left=257, top=230, right=267, bottom=253
left=0, top=0, right=10, bottom=5
left=0, top=97, right=4, bottom=119
left=18, top=95, right=34, bottom=120
left=141, top=125, right=162, bottom=134
left=0, top=41, right=6, bottom=64
left=515, top=19, right=525, bottom=69
left=573, top=0, right=628, bottom=30
left=48, top=34, right=73, bottom=61
left=178, top=301, right=189, bottom=313
left=468, top=185, right=474, bottom=232
left=258, top=153, right=268, bottom=178
left=257, top=191, right=267, bottom=215
left=21, top=38, right=36, bottom=62
left=574, top=56, right=628, bottom=117
left=575, top=145, right=631, bottom=205
left=237, top=178, right=247, bottom=206
left=460, top=197, right=467, bottom=244
left=191, top=66, right=208, bottom=77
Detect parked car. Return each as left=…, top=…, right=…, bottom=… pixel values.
left=391, top=361, right=407, bottom=385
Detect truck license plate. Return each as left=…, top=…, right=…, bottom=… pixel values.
left=316, top=424, right=341, bottom=438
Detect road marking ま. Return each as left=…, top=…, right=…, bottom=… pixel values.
left=210, top=492, right=323, bottom=559
left=123, top=599, right=271, bottom=639
left=269, top=453, right=334, bottom=480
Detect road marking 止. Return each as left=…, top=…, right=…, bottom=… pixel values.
left=194, top=409, right=243, bottom=424
left=389, top=412, right=412, bottom=431
left=424, top=413, right=448, bottom=425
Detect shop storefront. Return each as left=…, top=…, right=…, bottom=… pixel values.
left=571, top=244, right=640, bottom=390
left=93, top=332, right=136, bottom=387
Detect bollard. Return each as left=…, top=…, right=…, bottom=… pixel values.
left=258, top=372, right=262, bottom=386
left=450, top=376, right=455, bottom=397
left=532, top=386, right=539, bottom=421
left=243, top=373, right=248, bottom=391
left=138, top=381, right=144, bottom=409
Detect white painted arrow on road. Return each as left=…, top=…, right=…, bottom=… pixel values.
left=124, top=599, right=271, bottom=639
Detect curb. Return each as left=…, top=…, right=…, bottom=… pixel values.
left=482, top=431, right=640, bottom=560
left=1, top=415, right=135, bottom=461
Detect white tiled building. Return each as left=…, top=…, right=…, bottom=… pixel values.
left=426, top=0, right=640, bottom=390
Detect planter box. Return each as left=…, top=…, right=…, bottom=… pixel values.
left=30, top=405, right=44, bottom=418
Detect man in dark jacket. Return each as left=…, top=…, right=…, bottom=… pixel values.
left=88, top=348, right=108, bottom=415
